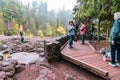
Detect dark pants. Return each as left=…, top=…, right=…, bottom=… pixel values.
left=90, top=33, right=94, bottom=41
left=81, top=35, right=85, bottom=44
left=20, top=31, right=24, bottom=43
left=68, top=35, right=74, bottom=47
left=110, top=43, right=120, bottom=64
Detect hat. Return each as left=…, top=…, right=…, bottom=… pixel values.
left=68, top=19, right=73, bottom=23
left=114, top=12, right=120, bottom=20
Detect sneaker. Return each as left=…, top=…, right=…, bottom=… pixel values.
left=108, top=62, right=116, bottom=67
left=116, top=63, right=120, bottom=66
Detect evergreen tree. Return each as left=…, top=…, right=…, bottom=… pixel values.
left=0, top=8, right=5, bottom=35
left=29, top=17, right=36, bottom=35
left=10, top=19, right=18, bottom=35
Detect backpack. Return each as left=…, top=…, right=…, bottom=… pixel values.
left=73, top=35, right=78, bottom=42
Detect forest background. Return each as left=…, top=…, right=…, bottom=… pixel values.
left=0, top=0, right=73, bottom=38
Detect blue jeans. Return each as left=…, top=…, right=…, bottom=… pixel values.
left=68, top=35, right=74, bottom=47
left=81, top=35, right=85, bottom=44
left=110, top=43, right=120, bottom=64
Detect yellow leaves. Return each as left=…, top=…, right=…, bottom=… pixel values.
left=27, top=34, right=34, bottom=38
left=57, top=26, right=66, bottom=35
left=25, top=29, right=34, bottom=38
left=14, top=24, right=18, bottom=30
left=37, top=30, right=44, bottom=38
left=46, top=23, right=52, bottom=37
left=19, top=25, right=23, bottom=32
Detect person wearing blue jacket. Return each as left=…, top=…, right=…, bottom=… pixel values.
left=109, top=12, right=120, bottom=66
left=67, top=20, right=75, bottom=49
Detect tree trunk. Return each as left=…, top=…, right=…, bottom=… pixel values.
left=97, top=17, right=101, bottom=42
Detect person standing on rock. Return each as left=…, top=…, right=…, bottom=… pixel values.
left=109, top=12, right=120, bottom=67
left=67, top=20, right=75, bottom=49
left=79, top=21, right=86, bottom=45
left=18, top=24, right=24, bottom=43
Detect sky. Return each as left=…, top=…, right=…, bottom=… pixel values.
left=21, top=0, right=76, bottom=11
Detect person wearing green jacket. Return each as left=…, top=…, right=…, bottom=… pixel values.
left=109, top=12, right=120, bottom=66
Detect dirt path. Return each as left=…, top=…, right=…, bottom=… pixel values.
left=14, top=60, right=104, bottom=80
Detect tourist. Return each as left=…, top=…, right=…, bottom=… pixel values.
left=18, top=25, right=24, bottom=43
left=109, top=12, right=120, bottom=66
left=79, top=22, right=86, bottom=45
left=67, top=20, right=75, bottom=48
left=73, top=22, right=78, bottom=36
left=89, top=23, right=95, bottom=41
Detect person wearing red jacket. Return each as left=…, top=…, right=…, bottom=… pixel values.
left=79, top=22, right=86, bottom=45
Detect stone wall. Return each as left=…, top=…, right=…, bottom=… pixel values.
left=44, top=35, right=68, bottom=62
left=0, top=59, right=20, bottom=80
left=0, top=38, right=44, bottom=61
left=0, top=38, right=44, bottom=53
left=0, top=36, right=68, bottom=62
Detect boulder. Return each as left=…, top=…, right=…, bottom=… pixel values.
left=37, top=48, right=44, bottom=53
left=39, top=52, right=45, bottom=57
left=0, top=71, right=7, bottom=79
left=44, top=35, right=68, bottom=62
left=65, top=74, right=74, bottom=80
left=2, top=65, right=14, bottom=72
left=0, top=55, right=3, bottom=61
left=5, top=59, right=18, bottom=66
left=0, top=65, right=2, bottom=71
left=1, top=62, right=11, bottom=67
left=45, top=41, right=61, bottom=62
left=15, top=64, right=25, bottom=72
left=0, top=44, right=8, bottom=51
left=7, top=78, right=14, bottom=80
left=5, top=68, right=15, bottom=77
left=0, top=59, right=18, bottom=78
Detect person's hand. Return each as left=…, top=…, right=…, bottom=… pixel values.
left=112, top=40, right=115, bottom=45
